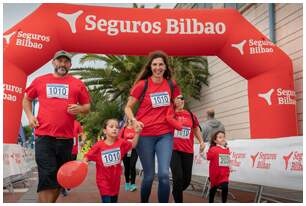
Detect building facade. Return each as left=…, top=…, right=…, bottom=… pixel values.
left=175, top=3, right=303, bottom=139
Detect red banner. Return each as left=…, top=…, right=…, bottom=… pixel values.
left=3, top=4, right=298, bottom=143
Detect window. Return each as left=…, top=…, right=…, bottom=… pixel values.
left=224, top=3, right=245, bottom=10
left=192, top=3, right=213, bottom=8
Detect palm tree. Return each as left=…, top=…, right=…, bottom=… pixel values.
left=76, top=90, right=123, bottom=143
left=71, top=55, right=147, bottom=108
left=71, top=54, right=209, bottom=106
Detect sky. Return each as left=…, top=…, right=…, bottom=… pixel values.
left=3, top=3, right=176, bottom=126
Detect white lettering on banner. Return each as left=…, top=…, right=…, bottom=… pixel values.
left=3, top=93, right=17, bottom=102
left=277, top=88, right=296, bottom=105
left=232, top=39, right=274, bottom=55
left=174, top=127, right=191, bottom=139
left=3, top=83, right=23, bottom=102
left=258, top=88, right=296, bottom=106
left=136, top=136, right=303, bottom=191
left=13, top=31, right=51, bottom=49
left=150, top=92, right=170, bottom=108
left=166, top=18, right=226, bottom=34
left=82, top=14, right=226, bottom=36
left=249, top=39, right=274, bottom=54
left=46, top=84, right=69, bottom=99
left=101, top=148, right=121, bottom=167
left=3, top=84, right=23, bottom=94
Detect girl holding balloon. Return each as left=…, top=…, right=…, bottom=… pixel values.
left=83, top=118, right=142, bottom=203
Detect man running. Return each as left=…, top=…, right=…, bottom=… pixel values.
left=23, top=50, right=91, bottom=203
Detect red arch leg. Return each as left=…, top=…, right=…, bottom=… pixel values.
left=4, top=60, right=27, bottom=143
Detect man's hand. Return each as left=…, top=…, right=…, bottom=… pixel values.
left=199, top=142, right=206, bottom=153
left=29, top=115, right=39, bottom=128
left=67, top=104, right=84, bottom=115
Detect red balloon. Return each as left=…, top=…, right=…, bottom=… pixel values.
left=57, top=161, right=88, bottom=188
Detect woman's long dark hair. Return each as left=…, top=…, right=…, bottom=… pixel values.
left=210, top=131, right=225, bottom=148
left=134, top=50, right=173, bottom=85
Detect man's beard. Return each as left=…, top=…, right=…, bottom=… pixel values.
left=55, top=67, right=69, bottom=76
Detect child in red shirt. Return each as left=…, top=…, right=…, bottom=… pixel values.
left=118, top=119, right=138, bottom=192
left=206, top=131, right=230, bottom=203
left=83, top=119, right=141, bottom=203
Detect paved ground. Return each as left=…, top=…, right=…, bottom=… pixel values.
left=3, top=163, right=302, bottom=203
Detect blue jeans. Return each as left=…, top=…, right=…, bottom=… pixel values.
left=136, top=133, right=173, bottom=203
left=101, top=195, right=118, bottom=203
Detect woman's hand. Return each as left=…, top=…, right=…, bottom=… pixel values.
left=135, top=124, right=143, bottom=134
left=199, top=142, right=206, bottom=153
left=132, top=118, right=144, bottom=132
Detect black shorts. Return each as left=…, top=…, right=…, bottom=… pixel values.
left=35, top=136, right=73, bottom=192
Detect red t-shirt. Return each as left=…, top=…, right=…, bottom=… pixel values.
left=207, top=145, right=230, bottom=188
left=119, top=127, right=136, bottom=140
left=173, top=110, right=199, bottom=154
left=85, top=138, right=132, bottom=196
left=130, top=77, right=181, bottom=136
left=24, top=73, right=90, bottom=138
left=72, top=121, right=83, bottom=155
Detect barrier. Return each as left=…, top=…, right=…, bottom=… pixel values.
left=194, top=136, right=302, bottom=191
left=136, top=136, right=302, bottom=191
left=3, top=144, right=36, bottom=191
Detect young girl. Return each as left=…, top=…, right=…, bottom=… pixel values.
left=83, top=118, right=141, bottom=203
left=118, top=119, right=138, bottom=192
left=206, top=131, right=230, bottom=203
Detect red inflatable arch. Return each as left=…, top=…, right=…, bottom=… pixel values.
left=4, top=3, right=298, bottom=144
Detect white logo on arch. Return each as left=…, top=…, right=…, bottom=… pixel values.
left=231, top=40, right=246, bottom=55
left=57, top=10, right=84, bottom=33
left=3, top=31, right=16, bottom=44
left=258, top=89, right=274, bottom=106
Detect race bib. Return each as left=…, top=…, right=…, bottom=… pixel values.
left=219, top=154, right=230, bottom=167
left=101, top=148, right=121, bottom=167
left=150, top=92, right=170, bottom=108
left=46, top=84, right=69, bottom=99
left=174, top=127, right=191, bottom=139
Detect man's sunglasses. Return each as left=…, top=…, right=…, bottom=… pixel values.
left=177, top=96, right=184, bottom=100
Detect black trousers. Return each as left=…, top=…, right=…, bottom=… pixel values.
left=209, top=182, right=229, bottom=203
left=170, top=150, right=194, bottom=203
left=122, top=149, right=138, bottom=184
